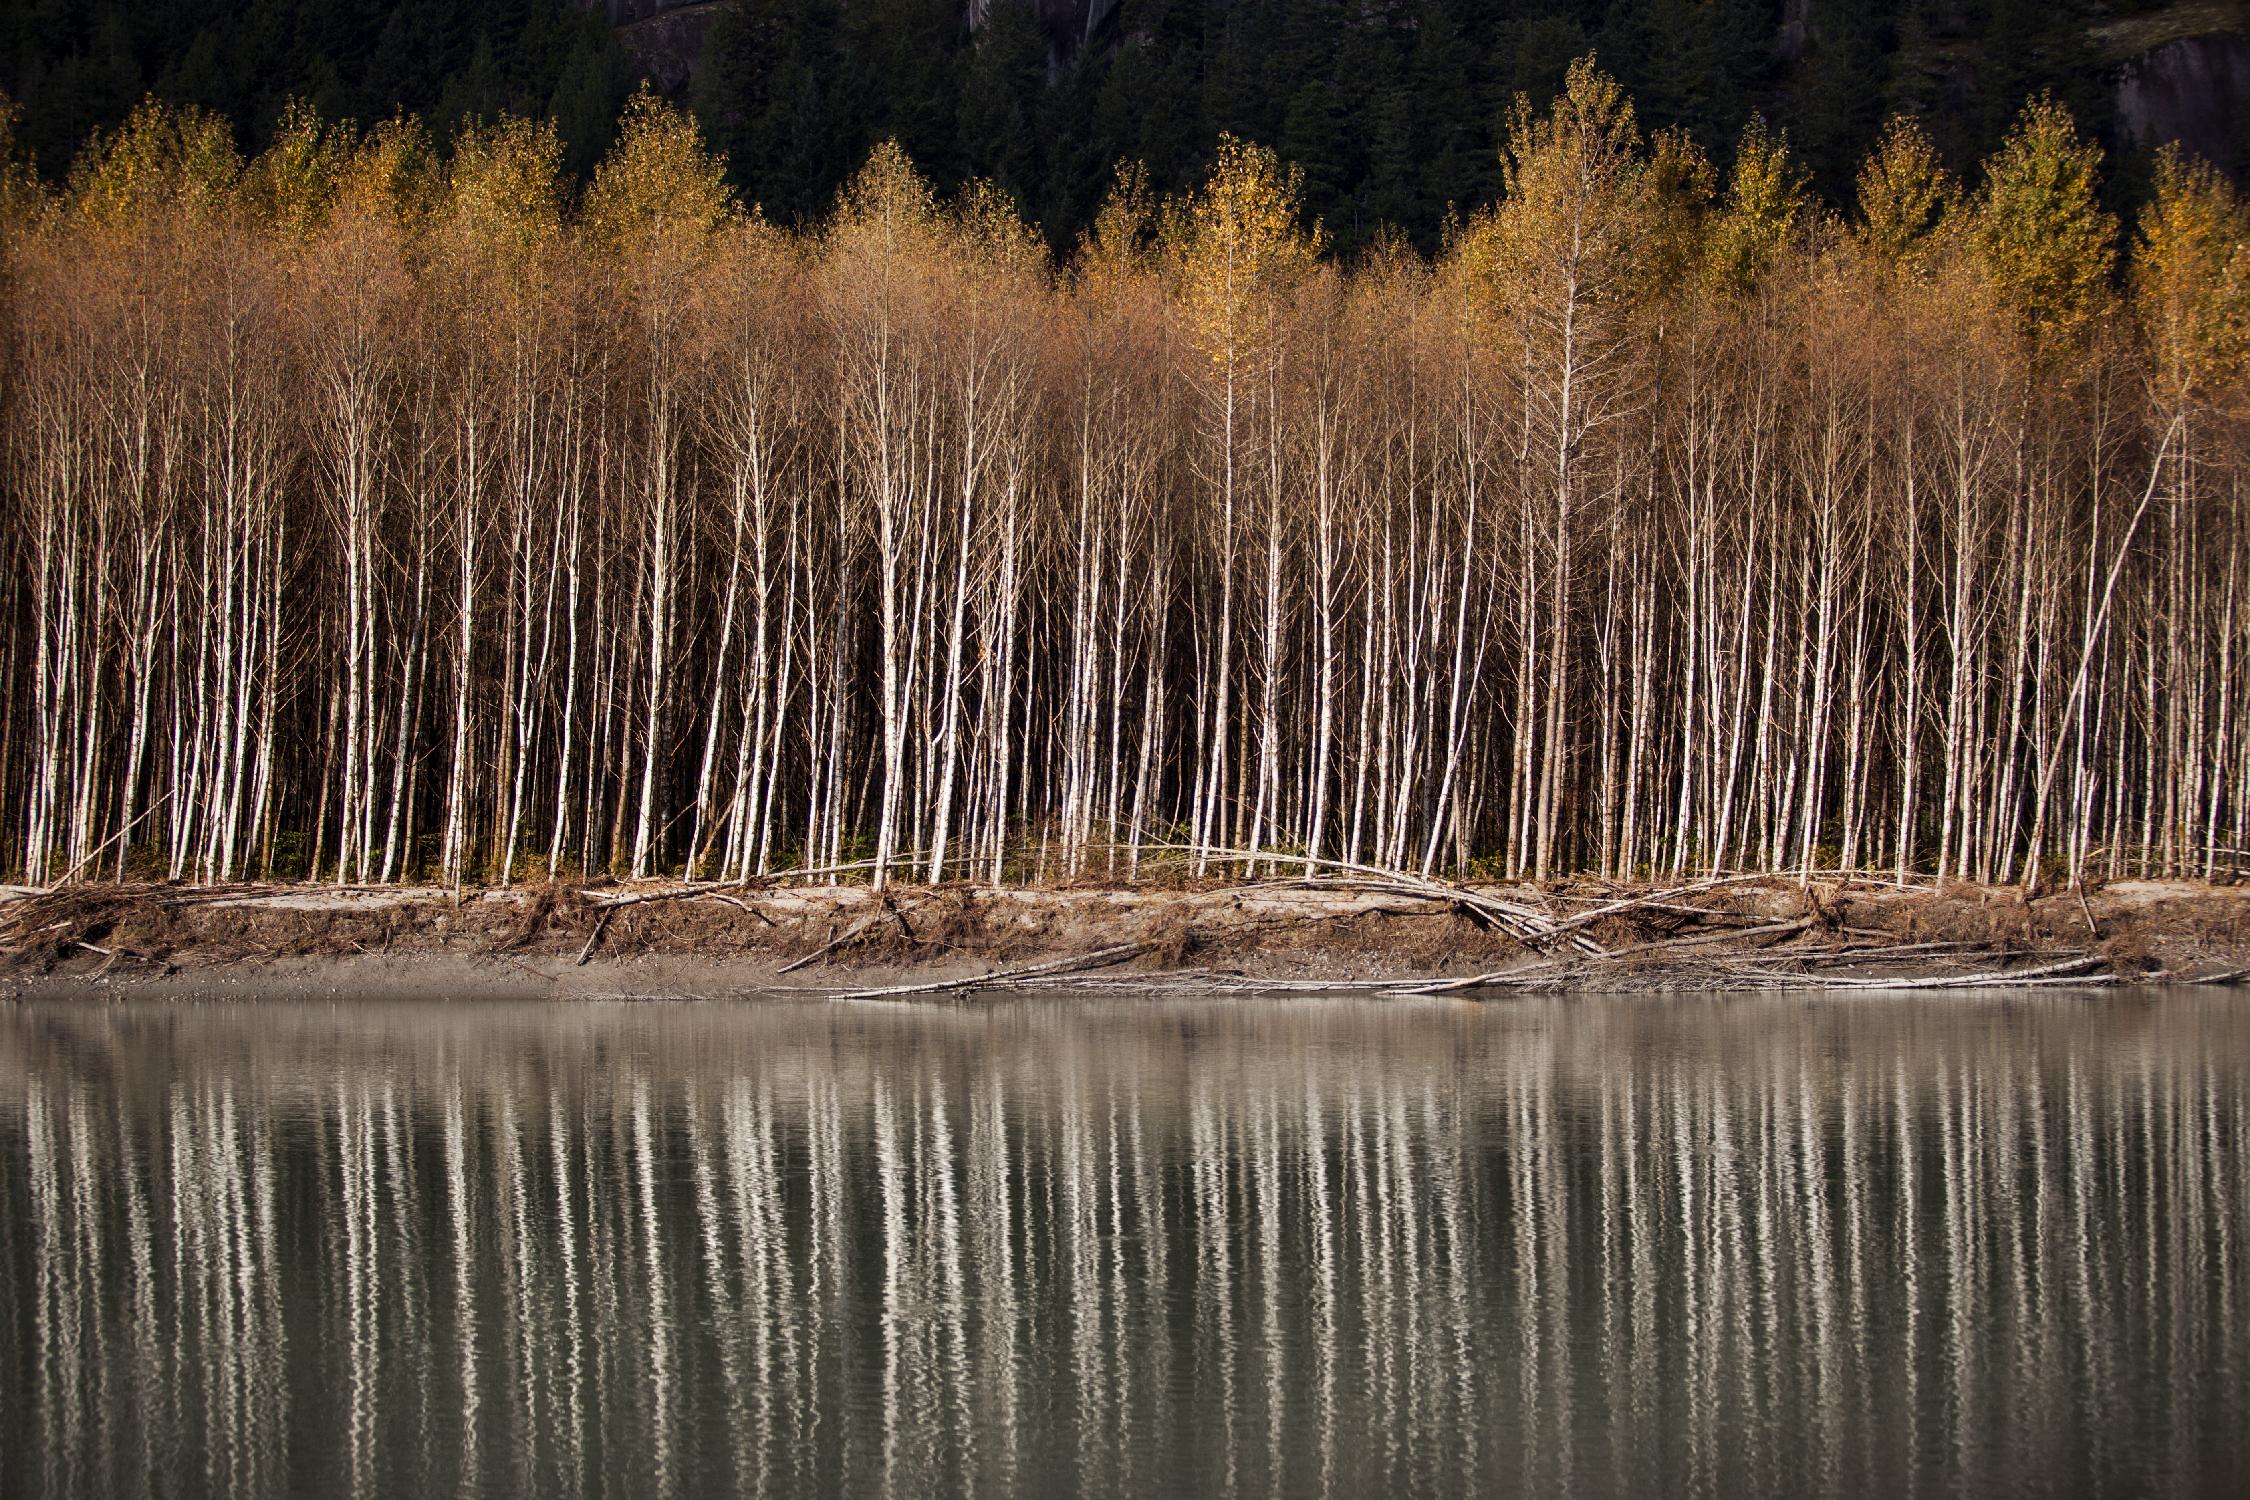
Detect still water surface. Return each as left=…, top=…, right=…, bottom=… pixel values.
left=2, top=993, right=2247, bottom=1498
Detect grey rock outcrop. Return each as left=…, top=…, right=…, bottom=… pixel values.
left=589, top=0, right=726, bottom=91
left=2117, top=31, right=2250, bottom=173
left=589, top=0, right=1123, bottom=89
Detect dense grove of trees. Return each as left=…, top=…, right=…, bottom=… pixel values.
left=1, top=64, right=2245, bottom=890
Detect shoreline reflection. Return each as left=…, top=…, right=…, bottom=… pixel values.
left=3, top=995, right=2246, bottom=1498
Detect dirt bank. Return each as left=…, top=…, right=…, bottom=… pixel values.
left=2, top=872, right=2247, bottom=1001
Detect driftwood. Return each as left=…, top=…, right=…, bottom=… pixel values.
left=2153, top=964, right=2250, bottom=985
left=1164, top=845, right=1602, bottom=955
left=578, top=853, right=937, bottom=908
left=1385, top=919, right=1811, bottom=996
left=760, top=855, right=931, bottom=884
left=589, top=885, right=738, bottom=909
left=1370, top=939, right=2134, bottom=998
left=1598, top=917, right=1813, bottom=955
left=4, top=871, right=2242, bottom=995
left=1206, top=976, right=1431, bottom=994
left=574, top=908, right=614, bottom=966
left=703, top=892, right=776, bottom=924
left=1733, top=953, right=2109, bottom=991
left=831, top=942, right=1154, bottom=1001
left=1542, top=875, right=1783, bottom=937
left=1398, top=960, right=1577, bottom=996
left=588, top=884, right=775, bottom=924
left=777, top=909, right=890, bottom=975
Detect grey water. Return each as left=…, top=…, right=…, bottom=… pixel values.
left=1, top=994, right=2247, bottom=1499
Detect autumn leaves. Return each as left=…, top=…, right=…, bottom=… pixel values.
left=1, top=63, right=2245, bottom=888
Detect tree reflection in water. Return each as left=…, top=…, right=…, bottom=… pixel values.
left=2, top=994, right=2246, bottom=1498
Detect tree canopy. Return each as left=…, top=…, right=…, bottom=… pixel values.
left=5, top=0, right=2206, bottom=256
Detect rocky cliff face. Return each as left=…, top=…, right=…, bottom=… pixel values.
left=2116, top=32, right=2250, bottom=173
left=589, top=0, right=726, bottom=90
left=1033, top=0, right=1122, bottom=64
left=591, top=0, right=1122, bottom=87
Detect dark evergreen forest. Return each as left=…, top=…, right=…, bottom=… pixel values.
left=4, top=2, right=2204, bottom=251
left=695, top=0, right=2144, bottom=251
left=1, top=0, right=636, bottom=177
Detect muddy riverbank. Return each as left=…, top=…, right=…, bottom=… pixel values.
left=2, top=872, right=2247, bottom=1000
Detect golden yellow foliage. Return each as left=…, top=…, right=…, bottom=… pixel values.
left=10, top=72, right=2250, bottom=897
left=1704, top=118, right=1804, bottom=295
left=441, top=117, right=564, bottom=267
left=826, top=139, right=942, bottom=270
left=951, top=176, right=1046, bottom=286
left=252, top=102, right=352, bottom=240
left=1077, top=162, right=1158, bottom=294
left=1972, top=96, right=2116, bottom=356
left=1169, top=135, right=1318, bottom=374
left=1641, top=128, right=1716, bottom=294
left=295, top=118, right=433, bottom=243
left=67, top=98, right=240, bottom=235
left=581, top=85, right=732, bottom=308
left=1484, top=57, right=1650, bottom=319
left=2135, top=146, right=2250, bottom=410
left=1856, top=115, right=1953, bottom=268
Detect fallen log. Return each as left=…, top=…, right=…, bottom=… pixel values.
left=1146, top=843, right=1593, bottom=953
left=1390, top=920, right=1812, bottom=996
left=831, top=942, right=1154, bottom=1000
left=574, top=908, right=614, bottom=966
left=1543, top=875, right=1784, bottom=937
left=777, top=908, right=891, bottom=975
left=2153, top=964, right=2250, bottom=986
left=1731, top=953, right=2110, bottom=991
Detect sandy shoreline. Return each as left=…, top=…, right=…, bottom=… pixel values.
left=3, top=871, right=2247, bottom=1001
